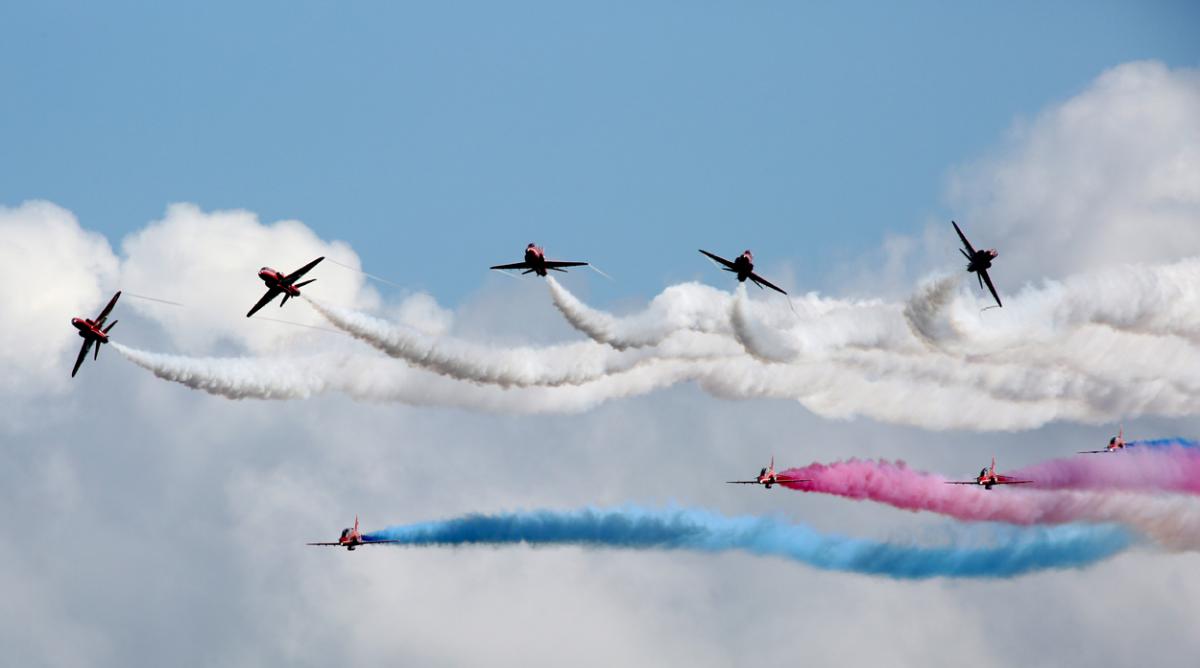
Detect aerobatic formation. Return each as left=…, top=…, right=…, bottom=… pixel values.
left=75, top=224, right=1200, bottom=577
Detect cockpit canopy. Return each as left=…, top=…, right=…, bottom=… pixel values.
left=340, top=528, right=352, bottom=539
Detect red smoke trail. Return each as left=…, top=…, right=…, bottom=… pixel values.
left=778, top=459, right=1075, bottom=525
left=1007, top=447, right=1200, bottom=495
left=778, top=457, right=1200, bottom=547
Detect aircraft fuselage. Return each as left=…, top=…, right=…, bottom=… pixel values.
left=258, top=267, right=302, bottom=296
left=339, top=527, right=362, bottom=550
left=71, top=317, right=108, bottom=343
left=523, top=245, right=548, bottom=276
left=967, top=249, right=997, bottom=273
left=733, top=251, right=754, bottom=282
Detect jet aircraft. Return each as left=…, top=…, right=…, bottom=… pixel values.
left=952, top=221, right=1002, bottom=308
left=246, top=256, right=324, bottom=317
left=489, top=243, right=588, bottom=276
left=698, top=249, right=787, bottom=295
left=306, top=516, right=401, bottom=551
left=1079, top=426, right=1127, bottom=454
left=70, top=291, right=121, bottom=377
left=726, top=456, right=810, bottom=489
left=945, top=457, right=1032, bottom=490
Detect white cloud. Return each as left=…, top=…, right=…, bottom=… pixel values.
left=944, top=60, right=1200, bottom=283
left=0, top=201, right=119, bottom=395
left=120, top=203, right=380, bottom=353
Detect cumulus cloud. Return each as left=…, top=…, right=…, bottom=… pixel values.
left=0, top=201, right=119, bottom=394
left=119, top=203, right=380, bottom=353
left=944, top=60, right=1200, bottom=283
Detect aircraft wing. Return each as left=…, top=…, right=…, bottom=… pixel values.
left=944, top=481, right=980, bottom=485
left=360, top=539, right=404, bottom=545
left=994, top=478, right=1033, bottom=485
left=71, top=339, right=94, bottom=378
left=543, top=261, right=588, bottom=269
left=775, top=477, right=810, bottom=484
left=749, top=272, right=788, bottom=295
left=246, top=288, right=281, bottom=318
left=699, top=249, right=738, bottom=270
left=285, top=256, right=325, bottom=283
left=725, top=480, right=760, bottom=484
left=1077, top=450, right=1110, bottom=454
left=95, top=291, right=121, bottom=324
left=979, top=268, right=1002, bottom=307
left=306, top=542, right=343, bottom=546
left=490, top=261, right=533, bottom=271
left=951, top=221, right=977, bottom=255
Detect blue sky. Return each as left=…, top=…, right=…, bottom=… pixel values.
left=2, top=1, right=1197, bottom=303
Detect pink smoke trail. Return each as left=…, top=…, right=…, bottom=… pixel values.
left=1007, top=447, right=1200, bottom=495
left=777, top=459, right=1200, bottom=550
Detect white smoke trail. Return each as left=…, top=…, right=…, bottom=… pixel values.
left=117, top=257, right=1200, bottom=430
left=546, top=276, right=737, bottom=349
left=115, top=330, right=1200, bottom=431
left=111, top=342, right=698, bottom=413
left=305, top=296, right=740, bottom=387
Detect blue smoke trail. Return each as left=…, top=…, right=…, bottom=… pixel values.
left=1128, top=437, right=1198, bottom=449
left=365, top=507, right=1133, bottom=580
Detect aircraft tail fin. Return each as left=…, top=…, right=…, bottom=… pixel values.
left=281, top=294, right=290, bottom=307
left=294, top=279, right=316, bottom=289
left=94, top=341, right=101, bottom=360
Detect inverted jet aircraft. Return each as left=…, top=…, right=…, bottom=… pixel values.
left=70, top=291, right=121, bottom=377
left=726, top=456, right=810, bottom=489
left=945, top=457, right=1032, bottom=490
left=306, top=516, right=401, bottom=551
left=698, top=249, right=787, bottom=295
left=246, top=256, right=324, bottom=317
left=490, top=243, right=588, bottom=277
left=1079, top=426, right=1127, bottom=454
left=952, top=221, right=1002, bottom=308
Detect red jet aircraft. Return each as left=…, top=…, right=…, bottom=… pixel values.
left=246, top=256, right=324, bottom=317
left=699, top=249, right=788, bottom=295
left=726, top=456, right=810, bottom=489
left=306, top=516, right=401, bottom=551
left=945, top=457, right=1032, bottom=490
left=70, top=291, right=121, bottom=377
left=490, top=243, right=588, bottom=276
left=952, top=221, right=1002, bottom=308
left=1080, top=426, right=1127, bottom=454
